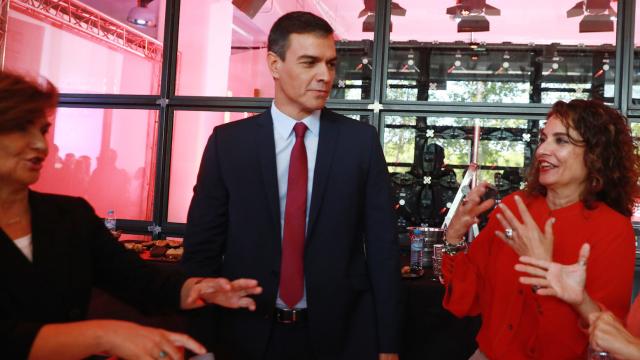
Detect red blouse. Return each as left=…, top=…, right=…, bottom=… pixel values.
left=442, top=192, right=636, bottom=359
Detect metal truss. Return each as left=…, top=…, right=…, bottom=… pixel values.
left=10, top=0, right=162, bottom=61
left=0, top=0, right=9, bottom=68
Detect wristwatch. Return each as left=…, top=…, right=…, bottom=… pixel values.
left=443, top=239, right=468, bottom=255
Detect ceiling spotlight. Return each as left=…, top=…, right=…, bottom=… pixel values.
left=536, top=43, right=564, bottom=75
left=359, top=0, right=406, bottom=32
left=401, top=50, right=420, bottom=72
left=502, top=51, right=510, bottom=69
left=355, top=57, right=373, bottom=71
left=495, top=51, right=510, bottom=74
left=566, top=0, right=616, bottom=32
left=595, top=52, right=610, bottom=77
left=446, top=0, right=501, bottom=32
left=232, top=0, right=268, bottom=18
left=448, top=50, right=465, bottom=74
left=127, top=0, right=157, bottom=27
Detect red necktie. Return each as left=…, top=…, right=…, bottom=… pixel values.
left=279, top=122, right=308, bottom=308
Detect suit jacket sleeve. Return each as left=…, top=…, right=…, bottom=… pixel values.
left=182, top=128, right=228, bottom=278
left=363, top=126, right=402, bottom=353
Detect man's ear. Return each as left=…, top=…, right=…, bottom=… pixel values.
left=267, top=51, right=282, bottom=79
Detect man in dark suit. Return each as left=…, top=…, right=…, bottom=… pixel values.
left=182, top=11, right=400, bottom=360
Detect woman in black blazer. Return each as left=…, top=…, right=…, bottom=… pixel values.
left=0, top=71, right=262, bottom=359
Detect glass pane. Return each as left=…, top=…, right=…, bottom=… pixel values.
left=4, top=0, right=164, bottom=94
left=32, top=108, right=158, bottom=221
left=386, top=1, right=618, bottom=103
left=177, top=0, right=376, bottom=99
left=384, top=127, right=415, bottom=165
left=383, top=114, right=540, bottom=229
left=633, top=1, right=640, bottom=105
left=168, top=110, right=257, bottom=223
left=631, top=122, right=640, bottom=138
left=632, top=122, right=640, bottom=222
left=339, top=113, right=372, bottom=123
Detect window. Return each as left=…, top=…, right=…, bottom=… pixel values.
left=4, top=0, right=164, bottom=94
left=385, top=0, right=618, bottom=103
left=176, top=0, right=377, bottom=99
left=33, top=108, right=158, bottom=221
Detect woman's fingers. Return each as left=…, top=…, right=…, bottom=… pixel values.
left=165, top=331, right=206, bottom=355
left=534, top=287, right=557, bottom=297
left=495, top=214, right=512, bottom=235
left=543, top=217, right=556, bottom=242
left=497, top=203, right=523, bottom=238
left=514, top=263, right=547, bottom=277
left=578, top=243, right=590, bottom=266
left=513, top=195, right=536, bottom=227
left=518, top=255, right=551, bottom=270
left=518, top=276, right=549, bottom=287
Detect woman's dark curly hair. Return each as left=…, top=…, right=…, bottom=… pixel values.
left=525, top=99, right=640, bottom=216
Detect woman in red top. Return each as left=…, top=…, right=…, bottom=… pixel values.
left=442, top=99, right=640, bottom=359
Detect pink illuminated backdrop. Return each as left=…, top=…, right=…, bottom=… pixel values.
left=3, top=0, right=639, bottom=222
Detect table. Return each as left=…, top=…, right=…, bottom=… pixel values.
left=400, top=266, right=480, bottom=359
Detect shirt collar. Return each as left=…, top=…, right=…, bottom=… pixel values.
left=271, top=102, right=320, bottom=139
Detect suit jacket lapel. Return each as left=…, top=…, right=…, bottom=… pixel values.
left=307, top=109, right=338, bottom=241
left=255, top=111, right=282, bottom=238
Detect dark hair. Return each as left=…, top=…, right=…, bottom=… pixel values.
left=0, top=71, right=58, bottom=133
left=267, top=11, right=334, bottom=60
left=525, top=99, right=640, bottom=216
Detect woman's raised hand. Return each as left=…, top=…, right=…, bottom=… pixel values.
left=444, top=182, right=495, bottom=245
left=495, top=195, right=555, bottom=260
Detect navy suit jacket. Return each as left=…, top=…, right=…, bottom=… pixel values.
left=182, top=109, right=401, bottom=359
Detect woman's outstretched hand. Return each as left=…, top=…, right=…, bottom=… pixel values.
left=514, top=243, right=590, bottom=305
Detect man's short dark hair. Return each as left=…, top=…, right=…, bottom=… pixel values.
left=268, top=11, right=334, bottom=60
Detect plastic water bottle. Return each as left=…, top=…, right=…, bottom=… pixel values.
left=104, top=209, right=116, bottom=231
left=409, top=229, right=425, bottom=277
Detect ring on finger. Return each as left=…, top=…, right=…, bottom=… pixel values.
left=531, top=285, right=541, bottom=293
left=505, top=228, right=514, bottom=240
left=158, top=350, right=168, bottom=359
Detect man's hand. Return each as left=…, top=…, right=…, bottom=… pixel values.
left=181, top=277, right=262, bottom=310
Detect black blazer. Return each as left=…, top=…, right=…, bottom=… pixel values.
left=182, top=109, right=401, bottom=359
left=0, top=191, right=186, bottom=359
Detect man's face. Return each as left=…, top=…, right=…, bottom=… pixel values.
left=269, top=33, right=336, bottom=120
